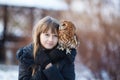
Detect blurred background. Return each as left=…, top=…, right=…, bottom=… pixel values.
left=0, top=0, right=120, bottom=80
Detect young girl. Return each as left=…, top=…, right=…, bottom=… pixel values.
left=16, top=16, right=77, bottom=80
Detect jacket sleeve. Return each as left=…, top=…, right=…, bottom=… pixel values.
left=43, top=65, right=64, bottom=80
left=66, top=48, right=77, bottom=63
left=18, top=61, right=32, bottom=80
left=16, top=44, right=32, bottom=80
left=61, top=61, right=75, bottom=80
left=43, top=49, right=76, bottom=80
left=17, top=43, right=44, bottom=80
left=18, top=61, right=44, bottom=80
left=61, top=48, right=76, bottom=80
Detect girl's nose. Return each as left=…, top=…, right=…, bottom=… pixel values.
left=48, top=36, right=53, bottom=41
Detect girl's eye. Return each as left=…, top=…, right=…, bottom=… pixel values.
left=45, top=33, right=49, bottom=36
left=54, top=34, right=58, bottom=37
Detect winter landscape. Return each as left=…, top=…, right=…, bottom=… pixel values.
left=0, top=0, right=120, bottom=80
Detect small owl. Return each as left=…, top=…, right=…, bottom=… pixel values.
left=58, top=21, right=78, bottom=54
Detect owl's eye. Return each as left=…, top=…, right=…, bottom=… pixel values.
left=62, top=23, right=66, bottom=26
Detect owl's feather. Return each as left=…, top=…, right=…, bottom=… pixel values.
left=58, top=21, right=78, bottom=54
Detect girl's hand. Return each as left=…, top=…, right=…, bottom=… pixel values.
left=45, top=63, right=52, bottom=69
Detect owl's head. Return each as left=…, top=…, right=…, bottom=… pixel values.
left=59, top=21, right=76, bottom=32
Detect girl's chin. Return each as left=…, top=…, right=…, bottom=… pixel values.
left=45, top=46, right=54, bottom=49
left=43, top=44, right=57, bottom=49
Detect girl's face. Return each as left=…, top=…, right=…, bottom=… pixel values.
left=40, top=29, right=58, bottom=49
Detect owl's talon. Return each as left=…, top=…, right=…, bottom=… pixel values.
left=66, top=49, right=71, bottom=54
left=58, top=46, right=64, bottom=51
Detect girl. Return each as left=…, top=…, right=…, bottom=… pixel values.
left=16, top=16, right=77, bottom=80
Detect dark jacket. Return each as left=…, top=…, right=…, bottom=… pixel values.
left=16, top=43, right=77, bottom=80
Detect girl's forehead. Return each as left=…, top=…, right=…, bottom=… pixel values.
left=43, top=28, right=58, bottom=34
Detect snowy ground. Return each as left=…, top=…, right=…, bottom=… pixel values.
left=0, top=54, right=98, bottom=80
left=0, top=55, right=111, bottom=80
left=0, top=52, right=95, bottom=80
left=75, top=62, right=95, bottom=80
left=0, top=63, right=96, bottom=80
left=0, top=55, right=110, bottom=80
left=0, top=64, right=18, bottom=80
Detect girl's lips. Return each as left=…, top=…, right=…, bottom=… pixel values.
left=47, top=43, right=53, bottom=46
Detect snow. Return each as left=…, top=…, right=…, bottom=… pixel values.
left=0, top=60, right=111, bottom=80
left=0, top=54, right=110, bottom=80
left=0, top=63, right=95, bottom=80
left=0, top=65, right=18, bottom=80
left=0, top=0, right=68, bottom=10
left=75, top=62, right=95, bottom=80
left=0, top=21, right=4, bottom=39
left=71, top=0, right=120, bottom=17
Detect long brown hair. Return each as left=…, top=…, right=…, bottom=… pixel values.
left=32, top=16, right=59, bottom=74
